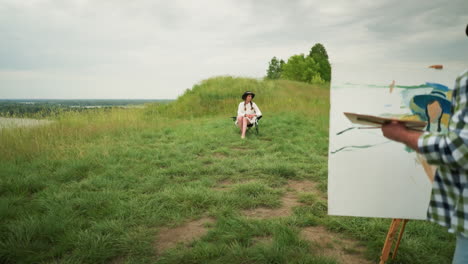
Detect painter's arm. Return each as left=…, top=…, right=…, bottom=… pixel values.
left=383, top=113, right=468, bottom=171
left=381, top=122, right=422, bottom=152
left=417, top=111, right=468, bottom=170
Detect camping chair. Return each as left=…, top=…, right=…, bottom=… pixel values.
left=231, top=116, right=263, bottom=135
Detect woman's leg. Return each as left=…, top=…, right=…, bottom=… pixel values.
left=241, top=117, right=250, bottom=138
left=237, top=116, right=243, bottom=132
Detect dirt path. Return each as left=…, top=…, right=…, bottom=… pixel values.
left=154, top=217, right=215, bottom=255
left=153, top=180, right=372, bottom=263
left=241, top=180, right=322, bottom=218
left=240, top=179, right=372, bottom=263
left=301, top=225, right=372, bottom=264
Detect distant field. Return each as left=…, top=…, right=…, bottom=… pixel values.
left=0, top=117, right=53, bottom=129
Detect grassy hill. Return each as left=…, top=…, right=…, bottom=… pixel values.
left=0, top=77, right=454, bottom=263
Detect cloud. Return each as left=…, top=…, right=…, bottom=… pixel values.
left=0, top=0, right=466, bottom=98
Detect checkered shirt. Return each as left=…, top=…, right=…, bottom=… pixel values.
left=418, top=69, right=468, bottom=237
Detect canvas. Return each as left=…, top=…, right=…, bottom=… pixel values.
left=328, top=65, right=463, bottom=220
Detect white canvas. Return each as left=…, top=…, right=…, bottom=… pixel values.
left=328, top=65, right=464, bottom=220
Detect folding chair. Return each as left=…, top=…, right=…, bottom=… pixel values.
left=231, top=116, right=263, bottom=135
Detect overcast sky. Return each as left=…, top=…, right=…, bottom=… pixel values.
left=0, top=0, right=467, bottom=99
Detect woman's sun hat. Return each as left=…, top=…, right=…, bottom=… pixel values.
left=242, top=91, right=255, bottom=100
left=410, top=89, right=452, bottom=119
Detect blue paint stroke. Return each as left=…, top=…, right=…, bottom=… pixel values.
left=426, top=82, right=449, bottom=91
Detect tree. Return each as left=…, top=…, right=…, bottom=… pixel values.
left=309, top=43, right=331, bottom=82
left=265, top=43, right=331, bottom=84
left=266, top=56, right=283, bottom=80
left=309, top=43, right=328, bottom=59
left=281, top=54, right=322, bottom=84
left=280, top=59, right=285, bottom=69
left=314, top=56, right=331, bottom=82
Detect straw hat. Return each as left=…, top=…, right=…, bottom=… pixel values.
left=410, top=89, right=451, bottom=117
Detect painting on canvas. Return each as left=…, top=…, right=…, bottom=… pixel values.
left=328, top=64, right=462, bottom=220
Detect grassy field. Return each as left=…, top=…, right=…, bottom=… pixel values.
left=0, top=77, right=455, bottom=263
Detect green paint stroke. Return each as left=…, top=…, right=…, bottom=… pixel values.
left=343, top=83, right=429, bottom=89
left=331, top=141, right=390, bottom=154
left=336, top=127, right=355, bottom=135
left=396, top=84, right=430, bottom=89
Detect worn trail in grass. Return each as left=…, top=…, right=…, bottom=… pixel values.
left=0, top=77, right=455, bottom=263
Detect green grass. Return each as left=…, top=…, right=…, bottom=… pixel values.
left=0, top=76, right=455, bottom=263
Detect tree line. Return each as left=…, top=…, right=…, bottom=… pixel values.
left=0, top=99, right=173, bottom=118
left=265, top=43, right=331, bottom=84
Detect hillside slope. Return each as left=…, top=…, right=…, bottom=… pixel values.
left=0, top=77, right=454, bottom=264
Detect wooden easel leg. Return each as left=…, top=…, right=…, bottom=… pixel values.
left=379, top=219, right=402, bottom=264
left=392, top=219, right=409, bottom=260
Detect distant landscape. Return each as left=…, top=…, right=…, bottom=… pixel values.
left=0, top=99, right=173, bottom=118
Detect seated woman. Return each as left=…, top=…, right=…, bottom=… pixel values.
left=236, top=91, right=262, bottom=139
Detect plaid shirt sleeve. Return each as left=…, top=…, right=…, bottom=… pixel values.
left=417, top=70, right=468, bottom=170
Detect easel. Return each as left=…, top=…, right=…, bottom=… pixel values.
left=379, top=219, right=409, bottom=264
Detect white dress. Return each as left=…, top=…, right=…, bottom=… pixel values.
left=236, top=101, right=262, bottom=125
